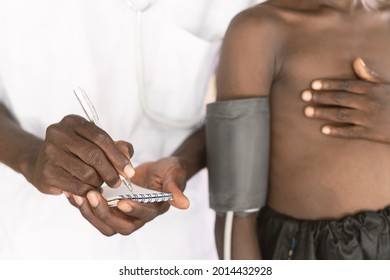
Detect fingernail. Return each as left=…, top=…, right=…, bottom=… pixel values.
left=322, top=126, right=331, bottom=135
left=124, top=164, right=135, bottom=178
left=113, top=179, right=122, bottom=189
left=73, top=195, right=84, bottom=206
left=311, top=81, right=322, bottom=90
left=63, top=191, right=71, bottom=198
left=357, top=57, right=366, bottom=67
left=117, top=203, right=132, bottom=213
left=301, top=90, right=312, bottom=102
left=304, top=106, right=315, bottom=117
left=87, top=192, right=99, bottom=208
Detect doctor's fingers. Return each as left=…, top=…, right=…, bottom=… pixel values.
left=117, top=200, right=170, bottom=222
left=163, top=181, right=190, bottom=210
left=52, top=115, right=135, bottom=182
left=46, top=124, right=123, bottom=188
left=65, top=136, right=124, bottom=188
left=43, top=149, right=104, bottom=188
left=36, top=163, right=96, bottom=196
left=69, top=194, right=117, bottom=236
left=85, top=191, right=157, bottom=236
left=115, top=140, right=134, bottom=160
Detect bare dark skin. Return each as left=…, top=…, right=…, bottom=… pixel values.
left=65, top=129, right=199, bottom=236
left=0, top=112, right=135, bottom=195
left=4, top=0, right=390, bottom=256
left=0, top=105, right=190, bottom=236
left=216, top=0, right=390, bottom=258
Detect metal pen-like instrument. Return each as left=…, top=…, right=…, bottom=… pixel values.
left=73, top=87, right=133, bottom=192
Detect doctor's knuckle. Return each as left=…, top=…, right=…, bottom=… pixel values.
left=117, top=226, right=135, bottom=236
left=41, top=141, right=57, bottom=157
left=101, top=229, right=116, bottom=237
left=74, top=185, right=91, bottom=196
left=41, top=165, right=55, bottom=183
left=104, top=174, right=120, bottom=187
left=96, top=210, right=112, bottom=223
left=91, top=130, right=110, bottom=146
left=46, top=124, right=60, bottom=138
left=81, top=167, right=98, bottom=182
left=84, top=147, right=104, bottom=166
left=47, top=126, right=72, bottom=142
left=61, top=114, right=79, bottom=126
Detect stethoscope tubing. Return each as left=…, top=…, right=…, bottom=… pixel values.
left=126, top=0, right=205, bottom=129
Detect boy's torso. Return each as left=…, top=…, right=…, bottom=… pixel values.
left=261, top=1, right=390, bottom=219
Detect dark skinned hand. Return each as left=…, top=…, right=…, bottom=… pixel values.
left=302, top=57, right=390, bottom=144
left=25, top=114, right=134, bottom=195
left=65, top=156, right=190, bottom=236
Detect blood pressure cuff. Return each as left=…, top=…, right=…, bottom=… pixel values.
left=206, top=97, right=270, bottom=213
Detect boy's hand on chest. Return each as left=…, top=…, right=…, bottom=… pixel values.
left=301, top=57, right=390, bottom=144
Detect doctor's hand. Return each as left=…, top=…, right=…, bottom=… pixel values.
left=302, top=57, right=390, bottom=144
left=65, top=157, right=189, bottom=236
left=131, top=157, right=190, bottom=209
left=24, top=114, right=134, bottom=196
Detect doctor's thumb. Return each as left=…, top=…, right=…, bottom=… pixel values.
left=352, top=57, right=389, bottom=83
left=166, top=181, right=190, bottom=210
left=115, top=140, right=135, bottom=179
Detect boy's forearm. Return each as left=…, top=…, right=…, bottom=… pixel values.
left=0, top=103, right=42, bottom=179
left=231, top=215, right=262, bottom=259
left=171, top=125, right=206, bottom=180
left=215, top=214, right=262, bottom=260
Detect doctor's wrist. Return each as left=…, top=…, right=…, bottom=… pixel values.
left=19, top=138, right=43, bottom=183
left=173, top=155, right=204, bottom=181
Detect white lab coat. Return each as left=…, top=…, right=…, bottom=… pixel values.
left=0, top=0, right=259, bottom=259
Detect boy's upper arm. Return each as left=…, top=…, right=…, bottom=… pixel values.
left=216, top=8, right=281, bottom=100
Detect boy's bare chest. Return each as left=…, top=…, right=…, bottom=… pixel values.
left=281, top=25, right=390, bottom=83
left=270, top=22, right=390, bottom=121
left=271, top=25, right=390, bottom=103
